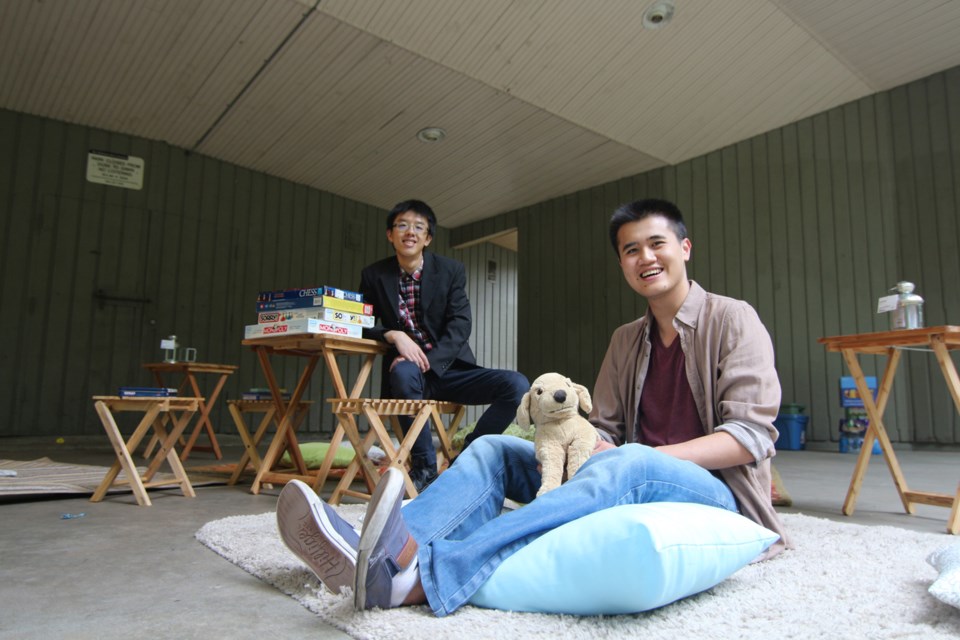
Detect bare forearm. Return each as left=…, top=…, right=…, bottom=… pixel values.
left=655, top=431, right=754, bottom=470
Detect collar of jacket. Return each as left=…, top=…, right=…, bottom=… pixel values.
left=640, top=280, right=705, bottom=340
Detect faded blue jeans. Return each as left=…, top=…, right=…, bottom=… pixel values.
left=402, top=435, right=737, bottom=617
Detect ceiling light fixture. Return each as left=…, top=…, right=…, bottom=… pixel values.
left=642, top=1, right=675, bottom=29
left=416, top=127, right=446, bottom=143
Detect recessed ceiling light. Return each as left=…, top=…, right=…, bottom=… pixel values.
left=642, top=1, right=675, bottom=29
left=416, top=127, right=446, bottom=143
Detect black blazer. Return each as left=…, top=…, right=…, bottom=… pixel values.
left=359, top=252, right=476, bottom=389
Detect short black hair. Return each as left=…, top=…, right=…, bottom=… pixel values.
left=608, top=199, right=688, bottom=255
left=387, top=199, right=437, bottom=238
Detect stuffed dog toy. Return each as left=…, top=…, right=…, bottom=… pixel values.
left=515, top=372, right=598, bottom=497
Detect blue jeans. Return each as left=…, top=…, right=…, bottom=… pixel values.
left=402, top=435, right=737, bottom=617
left=389, top=361, right=528, bottom=467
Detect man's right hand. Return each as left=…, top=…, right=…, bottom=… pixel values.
left=386, top=331, right=430, bottom=372
left=592, top=438, right=616, bottom=456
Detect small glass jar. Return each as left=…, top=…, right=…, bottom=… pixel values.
left=889, top=282, right=924, bottom=330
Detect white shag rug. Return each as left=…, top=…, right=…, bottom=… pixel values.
left=196, top=506, right=960, bottom=640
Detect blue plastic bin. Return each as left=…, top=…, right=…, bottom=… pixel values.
left=774, top=414, right=808, bottom=450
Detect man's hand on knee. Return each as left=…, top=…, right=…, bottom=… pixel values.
left=386, top=331, right=430, bottom=372
left=592, top=439, right=616, bottom=455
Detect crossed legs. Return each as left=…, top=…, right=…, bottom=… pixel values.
left=277, top=435, right=736, bottom=617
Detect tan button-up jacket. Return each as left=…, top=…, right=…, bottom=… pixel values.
left=589, top=281, right=790, bottom=558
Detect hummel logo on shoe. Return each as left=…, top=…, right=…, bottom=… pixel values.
left=277, top=480, right=360, bottom=595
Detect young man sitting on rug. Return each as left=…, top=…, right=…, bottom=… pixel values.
left=276, top=198, right=790, bottom=616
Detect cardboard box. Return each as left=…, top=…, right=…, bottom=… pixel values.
left=244, top=318, right=362, bottom=339
left=839, top=376, right=878, bottom=408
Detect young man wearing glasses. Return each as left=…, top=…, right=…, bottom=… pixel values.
left=355, top=199, right=528, bottom=492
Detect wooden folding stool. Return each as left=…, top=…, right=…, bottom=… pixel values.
left=91, top=396, right=201, bottom=506
left=324, top=398, right=465, bottom=505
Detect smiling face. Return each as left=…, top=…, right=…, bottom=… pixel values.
left=616, top=214, right=691, bottom=308
left=386, top=210, right=433, bottom=263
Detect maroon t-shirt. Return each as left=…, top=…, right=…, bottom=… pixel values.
left=637, top=326, right=704, bottom=446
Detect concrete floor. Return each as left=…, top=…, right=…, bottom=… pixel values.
left=1, top=435, right=957, bottom=639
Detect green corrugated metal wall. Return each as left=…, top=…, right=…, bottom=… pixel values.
left=2, top=65, right=958, bottom=446
left=0, top=109, right=517, bottom=438
left=456, top=67, right=959, bottom=446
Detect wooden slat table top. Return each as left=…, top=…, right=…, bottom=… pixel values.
left=242, top=333, right=386, bottom=357
left=142, top=362, right=239, bottom=375
left=818, top=325, right=960, bottom=354
left=327, top=397, right=463, bottom=415
left=92, top=396, right=201, bottom=411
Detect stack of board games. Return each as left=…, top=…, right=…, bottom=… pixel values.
left=244, top=285, right=375, bottom=339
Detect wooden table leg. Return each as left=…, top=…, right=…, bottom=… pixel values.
left=141, top=370, right=179, bottom=459
left=328, top=411, right=390, bottom=505
left=92, top=401, right=159, bottom=506
left=228, top=403, right=273, bottom=485
left=179, top=372, right=228, bottom=461
left=432, top=403, right=465, bottom=466
left=930, top=336, right=960, bottom=534
left=228, top=401, right=311, bottom=485
left=313, top=423, right=347, bottom=492
left=949, top=483, right=960, bottom=535
left=250, top=349, right=316, bottom=494
left=319, top=351, right=380, bottom=501
left=367, top=403, right=429, bottom=498
left=841, top=348, right=913, bottom=516
left=328, top=402, right=436, bottom=504
left=143, top=407, right=197, bottom=498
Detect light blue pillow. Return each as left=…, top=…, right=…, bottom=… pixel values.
left=928, top=543, right=960, bottom=610
left=470, top=502, right=779, bottom=615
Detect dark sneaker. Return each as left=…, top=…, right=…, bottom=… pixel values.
left=411, top=464, right=439, bottom=493
left=355, top=467, right=418, bottom=609
left=276, top=479, right=359, bottom=595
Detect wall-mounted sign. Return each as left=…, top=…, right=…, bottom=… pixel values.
left=487, top=259, right=497, bottom=282
left=86, top=150, right=144, bottom=190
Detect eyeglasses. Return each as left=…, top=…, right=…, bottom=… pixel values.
left=392, top=222, right=429, bottom=235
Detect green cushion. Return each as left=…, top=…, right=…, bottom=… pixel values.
left=452, top=423, right=534, bottom=452
left=280, top=442, right=355, bottom=469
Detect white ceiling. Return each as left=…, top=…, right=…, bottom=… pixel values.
left=2, top=0, right=960, bottom=230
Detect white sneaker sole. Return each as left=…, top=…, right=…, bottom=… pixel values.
left=355, top=468, right=406, bottom=609
left=276, top=479, right=357, bottom=595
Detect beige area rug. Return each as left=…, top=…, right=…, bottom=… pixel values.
left=196, top=505, right=960, bottom=640
left=0, top=457, right=224, bottom=497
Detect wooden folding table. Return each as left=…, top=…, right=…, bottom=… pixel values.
left=241, top=333, right=386, bottom=494
left=224, top=399, right=314, bottom=486
left=819, top=326, right=960, bottom=534
left=142, top=361, right=238, bottom=460
left=91, top=395, right=201, bottom=506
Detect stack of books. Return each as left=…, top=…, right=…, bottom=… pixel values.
left=119, top=386, right=178, bottom=398
left=243, top=285, right=374, bottom=340
left=241, top=387, right=290, bottom=401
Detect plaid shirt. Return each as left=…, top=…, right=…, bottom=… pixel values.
left=398, top=265, right=434, bottom=351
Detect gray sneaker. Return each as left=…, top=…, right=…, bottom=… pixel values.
left=355, top=467, right=419, bottom=609
left=276, top=479, right=359, bottom=595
